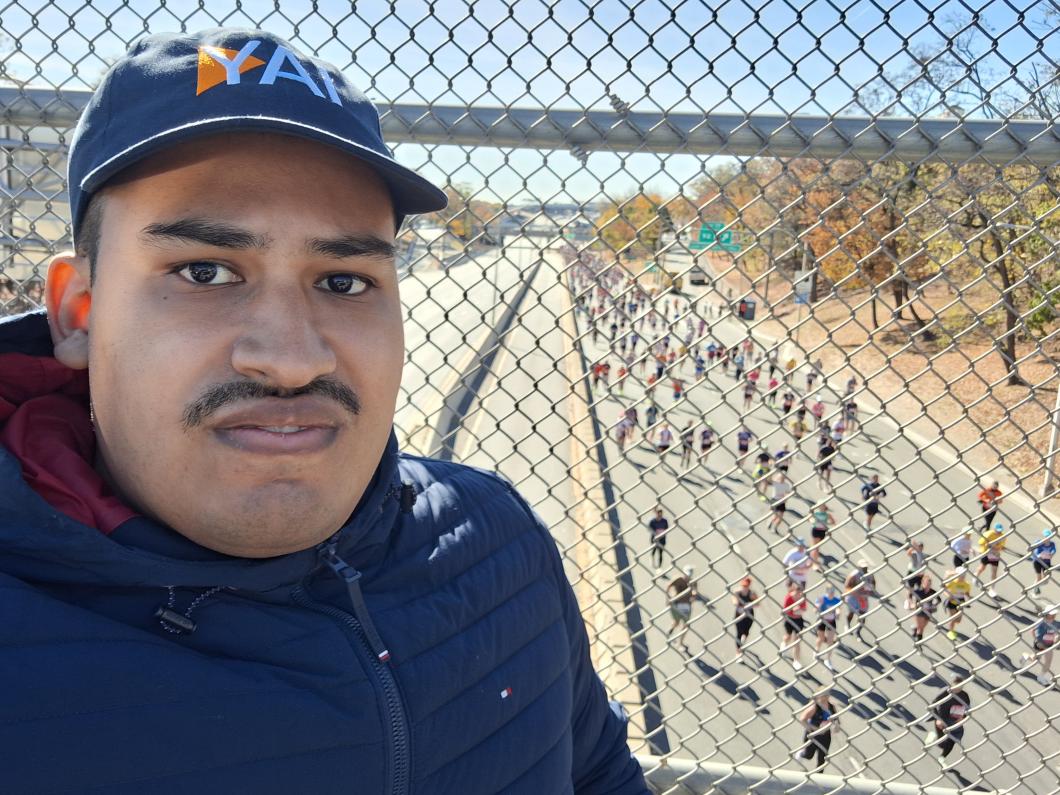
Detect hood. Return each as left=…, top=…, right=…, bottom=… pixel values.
left=0, top=310, right=403, bottom=598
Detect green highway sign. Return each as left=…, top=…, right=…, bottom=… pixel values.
left=689, top=221, right=742, bottom=253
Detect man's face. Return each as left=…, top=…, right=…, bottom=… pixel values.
left=67, top=134, right=402, bottom=557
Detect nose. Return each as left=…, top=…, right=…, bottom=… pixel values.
left=230, top=281, right=337, bottom=389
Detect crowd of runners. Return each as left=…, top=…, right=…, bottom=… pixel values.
left=569, top=259, right=1057, bottom=773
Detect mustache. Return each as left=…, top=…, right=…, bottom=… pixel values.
left=181, top=377, right=361, bottom=430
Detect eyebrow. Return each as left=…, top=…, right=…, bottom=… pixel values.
left=141, top=218, right=270, bottom=250
left=308, top=235, right=395, bottom=260
left=140, top=218, right=394, bottom=261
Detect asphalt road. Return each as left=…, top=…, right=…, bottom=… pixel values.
left=570, top=271, right=1060, bottom=793
left=395, top=244, right=1060, bottom=792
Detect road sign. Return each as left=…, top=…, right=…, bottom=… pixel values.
left=688, top=221, right=742, bottom=253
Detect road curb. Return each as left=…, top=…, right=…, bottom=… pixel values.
left=557, top=270, right=670, bottom=756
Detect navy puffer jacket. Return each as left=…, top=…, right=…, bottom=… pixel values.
left=0, top=310, right=648, bottom=795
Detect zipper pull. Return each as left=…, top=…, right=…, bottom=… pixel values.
left=324, top=551, right=392, bottom=664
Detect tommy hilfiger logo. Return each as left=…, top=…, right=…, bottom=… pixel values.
left=195, top=40, right=343, bottom=106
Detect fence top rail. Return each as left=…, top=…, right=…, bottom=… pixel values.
left=0, top=87, right=1056, bottom=165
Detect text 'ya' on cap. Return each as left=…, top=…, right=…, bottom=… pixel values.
left=67, top=28, right=448, bottom=238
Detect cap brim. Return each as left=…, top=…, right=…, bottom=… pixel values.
left=79, top=115, right=449, bottom=217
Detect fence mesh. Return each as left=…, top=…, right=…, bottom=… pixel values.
left=2, top=2, right=1059, bottom=793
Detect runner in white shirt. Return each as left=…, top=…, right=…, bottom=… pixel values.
left=783, top=539, right=813, bottom=588
left=768, top=475, right=793, bottom=533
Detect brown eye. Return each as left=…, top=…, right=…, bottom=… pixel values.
left=317, top=273, right=370, bottom=295
left=176, top=262, right=241, bottom=285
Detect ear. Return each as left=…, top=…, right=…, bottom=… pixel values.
left=45, top=253, right=92, bottom=370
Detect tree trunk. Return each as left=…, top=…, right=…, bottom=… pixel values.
left=985, top=228, right=1029, bottom=387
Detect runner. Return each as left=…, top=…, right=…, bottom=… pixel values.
left=975, top=522, right=1006, bottom=599
left=591, top=361, right=603, bottom=391
left=614, top=414, right=633, bottom=453
left=799, top=689, right=839, bottom=771
left=733, top=351, right=746, bottom=382
left=767, top=351, right=778, bottom=379
left=843, top=558, right=877, bottom=641
left=904, top=540, right=928, bottom=606
left=783, top=538, right=813, bottom=589
left=844, top=375, right=857, bottom=397
left=699, top=422, right=716, bottom=464
left=781, top=388, right=796, bottom=416
left=910, top=573, right=939, bottom=646
left=680, top=421, right=695, bottom=468
left=769, top=474, right=793, bottom=533
left=656, top=422, right=674, bottom=459
left=752, top=454, right=772, bottom=500
left=671, top=377, right=685, bottom=403
left=831, top=417, right=845, bottom=446
left=811, top=398, right=825, bottom=426
left=785, top=356, right=797, bottom=382
left=774, top=443, right=792, bottom=482
left=732, top=576, right=758, bottom=658
left=1019, top=606, right=1059, bottom=686
left=648, top=508, right=669, bottom=571
left=645, top=403, right=659, bottom=443
left=1031, top=529, right=1056, bottom=598
left=943, top=566, right=972, bottom=641
left=781, top=580, right=808, bottom=671
left=720, top=347, right=730, bottom=376
left=742, top=377, right=756, bottom=412
left=666, top=568, right=697, bottom=655
left=645, top=371, right=657, bottom=399
left=766, top=375, right=780, bottom=406
left=736, top=425, right=755, bottom=468
left=860, top=474, right=887, bottom=532
left=950, top=528, right=974, bottom=568
left=808, top=503, right=834, bottom=570
left=805, top=363, right=817, bottom=392
left=790, top=415, right=809, bottom=445
left=694, top=354, right=705, bottom=382
left=843, top=398, right=859, bottom=433
left=977, top=479, right=1003, bottom=531
left=929, top=674, right=971, bottom=769
left=600, top=361, right=611, bottom=390
left=815, top=584, right=842, bottom=672
left=816, top=433, right=837, bottom=491
left=706, top=340, right=717, bottom=365
left=616, top=364, right=627, bottom=395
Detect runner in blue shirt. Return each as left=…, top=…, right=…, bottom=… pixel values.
left=648, top=507, right=669, bottom=571
left=1020, top=606, right=1059, bottom=686
left=815, top=585, right=842, bottom=672
left=1032, top=529, right=1056, bottom=597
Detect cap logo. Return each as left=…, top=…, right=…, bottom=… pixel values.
left=195, top=40, right=342, bottom=106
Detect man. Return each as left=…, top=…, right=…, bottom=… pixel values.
left=978, top=479, right=1003, bottom=530
left=0, top=30, right=646, bottom=793
left=929, top=674, right=972, bottom=768
left=1031, top=529, right=1056, bottom=598
left=783, top=538, right=812, bottom=589
left=860, top=473, right=887, bottom=531
left=768, top=473, right=792, bottom=533
left=648, top=507, right=670, bottom=571
left=1020, top=606, right=1060, bottom=686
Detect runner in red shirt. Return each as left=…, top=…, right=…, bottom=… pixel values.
left=781, top=581, right=808, bottom=672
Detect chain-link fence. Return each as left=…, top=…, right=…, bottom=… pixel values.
left=2, top=2, right=1059, bottom=793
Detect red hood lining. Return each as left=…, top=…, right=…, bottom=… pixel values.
left=0, top=353, right=138, bottom=534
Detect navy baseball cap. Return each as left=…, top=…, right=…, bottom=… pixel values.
left=67, top=28, right=448, bottom=238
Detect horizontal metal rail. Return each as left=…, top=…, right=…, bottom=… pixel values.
left=0, top=87, right=1055, bottom=164
left=638, top=756, right=976, bottom=795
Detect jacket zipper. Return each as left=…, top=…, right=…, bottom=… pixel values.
left=292, top=544, right=411, bottom=795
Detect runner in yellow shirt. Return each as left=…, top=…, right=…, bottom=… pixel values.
left=944, top=567, right=973, bottom=641
left=975, top=523, right=1007, bottom=599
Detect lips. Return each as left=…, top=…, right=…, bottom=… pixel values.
left=210, top=396, right=344, bottom=455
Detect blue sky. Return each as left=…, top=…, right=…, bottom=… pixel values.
left=1, top=0, right=1054, bottom=204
